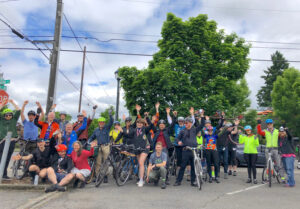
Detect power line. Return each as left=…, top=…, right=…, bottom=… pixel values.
left=0, top=16, right=96, bottom=105
left=63, top=13, right=110, bottom=97
left=1, top=47, right=300, bottom=63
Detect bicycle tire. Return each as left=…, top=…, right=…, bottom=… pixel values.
left=12, top=159, right=28, bottom=180
left=86, top=158, right=96, bottom=184
left=95, top=159, right=110, bottom=187
left=268, top=160, right=272, bottom=188
left=194, top=158, right=202, bottom=190
left=115, top=157, right=132, bottom=186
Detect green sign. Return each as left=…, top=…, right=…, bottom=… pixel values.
left=0, top=79, right=10, bottom=85
left=0, top=85, right=7, bottom=90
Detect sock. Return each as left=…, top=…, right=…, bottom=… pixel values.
left=212, top=170, right=215, bottom=178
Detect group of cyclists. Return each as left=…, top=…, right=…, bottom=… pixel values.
left=0, top=98, right=296, bottom=193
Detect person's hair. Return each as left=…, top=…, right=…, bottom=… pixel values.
left=136, top=118, right=145, bottom=125
left=73, top=141, right=83, bottom=157
left=156, top=142, right=163, bottom=147
left=65, top=123, right=73, bottom=128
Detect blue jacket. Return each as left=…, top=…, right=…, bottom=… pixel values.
left=88, top=115, right=113, bottom=145
left=62, top=130, right=78, bottom=155
left=174, top=124, right=185, bottom=145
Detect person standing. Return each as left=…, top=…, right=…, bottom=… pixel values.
left=0, top=99, right=20, bottom=179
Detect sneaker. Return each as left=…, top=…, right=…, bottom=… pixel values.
left=138, top=180, right=144, bottom=187
left=56, top=184, right=66, bottom=192
left=209, top=177, right=213, bottom=183
left=246, top=178, right=252, bottom=183
left=73, top=179, right=79, bottom=188
left=233, top=171, right=237, bottom=176
left=45, top=185, right=57, bottom=193
left=215, top=178, right=220, bottom=183
left=284, top=184, right=291, bottom=188
left=173, top=181, right=181, bottom=186
left=161, top=181, right=167, bottom=189
left=2, top=175, right=10, bottom=180
left=224, top=173, right=228, bottom=179
left=191, top=182, right=197, bottom=187
left=253, top=179, right=258, bottom=184
left=228, top=170, right=232, bottom=175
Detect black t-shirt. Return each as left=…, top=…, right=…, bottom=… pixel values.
left=32, top=147, right=52, bottom=169
left=228, top=133, right=239, bottom=149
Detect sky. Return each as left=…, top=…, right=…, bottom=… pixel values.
left=1, top=0, right=300, bottom=120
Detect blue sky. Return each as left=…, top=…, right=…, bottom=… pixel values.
left=1, top=0, right=300, bottom=119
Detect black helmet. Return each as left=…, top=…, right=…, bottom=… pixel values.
left=125, top=117, right=132, bottom=122
left=27, top=110, right=36, bottom=116
left=158, top=119, right=166, bottom=125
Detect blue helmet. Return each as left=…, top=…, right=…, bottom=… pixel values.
left=265, top=119, right=273, bottom=124
left=244, top=125, right=252, bottom=130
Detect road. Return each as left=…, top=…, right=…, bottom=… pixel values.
left=1, top=167, right=299, bottom=209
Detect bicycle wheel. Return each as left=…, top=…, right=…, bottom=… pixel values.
left=86, top=158, right=96, bottom=184
left=115, top=158, right=132, bottom=186
left=268, top=160, right=272, bottom=188
left=12, top=159, right=28, bottom=180
left=169, top=155, right=177, bottom=176
left=194, top=159, right=202, bottom=190
left=95, top=158, right=110, bottom=187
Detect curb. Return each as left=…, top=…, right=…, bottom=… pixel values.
left=0, top=184, right=47, bottom=191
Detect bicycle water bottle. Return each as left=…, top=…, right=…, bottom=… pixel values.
left=34, top=175, right=39, bottom=185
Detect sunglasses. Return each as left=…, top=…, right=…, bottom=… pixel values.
left=5, top=114, right=13, bottom=117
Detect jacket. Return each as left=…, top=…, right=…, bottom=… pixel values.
left=62, top=130, right=78, bottom=155
left=278, top=130, right=295, bottom=155
left=50, top=153, right=73, bottom=173
left=239, top=134, right=259, bottom=154
left=88, top=115, right=113, bottom=145
left=0, top=110, right=20, bottom=139
left=72, top=117, right=88, bottom=140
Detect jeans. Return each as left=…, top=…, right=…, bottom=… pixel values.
left=244, top=154, right=257, bottom=179
left=217, top=146, right=228, bottom=174
left=282, top=157, right=295, bottom=186
left=149, top=167, right=167, bottom=182
left=176, top=150, right=195, bottom=183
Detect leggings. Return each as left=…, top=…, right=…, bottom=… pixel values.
left=244, top=153, right=257, bottom=179
left=205, top=149, right=219, bottom=178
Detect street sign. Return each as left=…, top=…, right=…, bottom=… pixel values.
left=0, top=90, right=9, bottom=105
left=0, top=80, right=10, bottom=85
left=0, top=86, right=7, bottom=91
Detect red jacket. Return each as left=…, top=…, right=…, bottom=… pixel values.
left=38, top=121, right=59, bottom=139
left=73, top=118, right=92, bottom=140
left=70, top=148, right=94, bottom=170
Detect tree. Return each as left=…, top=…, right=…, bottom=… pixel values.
left=257, top=51, right=289, bottom=108
left=119, top=13, right=251, bottom=117
left=272, top=68, right=300, bottom=137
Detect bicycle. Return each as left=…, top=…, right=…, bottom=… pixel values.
left=85, top=144, right=99, bottom=184
left=115, top=145, right=147, bottom=186
left=11, top=139, right=36, bottom=180
left=186, top=146, right=204, bottom=190
left=262, top=149, right=281, bottom=187
left=168, top=147, right=177, bottom=176
left=94, top=144, right=122, bottom=187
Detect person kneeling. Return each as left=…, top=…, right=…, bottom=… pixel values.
left=45, top=144, right=74, bottom=193
left=146, top=142, right=167, bottom=189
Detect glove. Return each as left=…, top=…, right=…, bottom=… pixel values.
left=108, top=109, right=113, bottom=115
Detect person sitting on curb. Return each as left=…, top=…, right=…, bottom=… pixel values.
left=146, top=142, right=168, bottom=189
left=12, top=137, right=56, bottom=183
left=69, top=141, right=97, bottom=188
left=44, top=144, right=74, bottom=193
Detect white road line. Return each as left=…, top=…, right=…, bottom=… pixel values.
left=226, top=184, right=265, bottom=195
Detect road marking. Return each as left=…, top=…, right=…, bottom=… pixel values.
left=226, top=184, right=265, bottom=195
left=15, top=191, right=61, bottom=209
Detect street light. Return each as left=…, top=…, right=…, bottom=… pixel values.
left=115, top=70, right=121, bottom=121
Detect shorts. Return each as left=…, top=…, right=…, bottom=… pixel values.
left=135, top=148, right=150, bottom=155
left=56, top=172, right=67, bottom=182
left=71, top=168, right=91, bottom=178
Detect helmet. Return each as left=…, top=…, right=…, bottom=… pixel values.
left=205, top=120, right=211, bottom=124
left=244, top=125, right=252, bottom=130
left=27, top=110, right=36, bottom=116
left=279, top=126, right=285, bottom=132
left=125, top=117, right=132, bottom=122
left=178, top=117, right=185, bottom=122
left=265, top=119, right=273, bottom=124
left=207, top=126, right=214, bottom=130
left=98, top=117, right=106, bottom=122
left=2, top=109, right=13, bottom=115
left=185, top=117, right=193, bottom=123
left=114, top=121, right=121, bottom=125
left=60, top=111, right=67, bottom=116
left=37, top=138, right=45, bottom=143
left=77, top=112, right=84, bottom=117
left=56, top=144, right=68, bottom=152
left=158, top=120, right=166, bottom=125
left=224, top=122, right=233, bottom=128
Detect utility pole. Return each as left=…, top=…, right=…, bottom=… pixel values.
left=114, top=70, right=121, bottom=121
left=46, top=0, right=63, bottom=114
left=78, top=46, right=86, bottom=113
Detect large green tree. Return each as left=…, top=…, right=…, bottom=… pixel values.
left=272, top=68, right=300, bottom=137
left=119, top=13, right=251, bottom=117
left=257, top=51, right=289, bottom=108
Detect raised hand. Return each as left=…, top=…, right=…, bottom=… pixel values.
left=173, top=111, right=178, bottom=117
left=23, top=100, right=29, bottom=106
left=166, top=107, right=171, bottom=115
left=135, top=104, right=141, bottom=112
left=122, top=114, right=126, bottom=121
left=144, top=112, right=149, bottom=117
left=155, top=102, right=160, bottom=110
left=36, top=101, right=42, bottom=107
left=51, top=104, right=57, bottom=110
left=189, top=107, right=194, bottom=115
